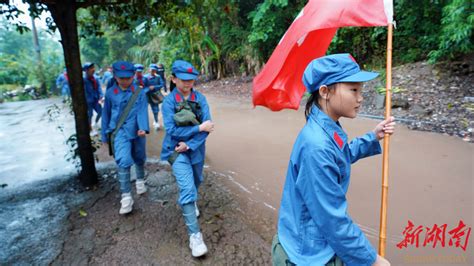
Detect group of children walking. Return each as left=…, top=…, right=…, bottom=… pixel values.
left=77, top=54, right=394, bottom=264
left=92, top=59, right=212, bottom=257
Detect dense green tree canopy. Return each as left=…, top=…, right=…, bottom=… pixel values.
left=2, top=0, right=472, bottom=88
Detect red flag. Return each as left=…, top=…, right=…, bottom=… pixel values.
left=252, top=0, right=393, bottom=111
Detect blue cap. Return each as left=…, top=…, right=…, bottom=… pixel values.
left=302, top=53, right=379, bottom=93
left=112, top=61, right=135, bottom=78
left=149, top=64, right=159, bottom=71
left=82, top=62, right=94, bottom=71
left=134, top=64, right=144, bottom=72
left=171, top=60, right=199, bottom=80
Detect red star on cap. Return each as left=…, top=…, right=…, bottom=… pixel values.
left=187, top=67, right=193, bottom=73
left=120, top=65, right=126, bottom=70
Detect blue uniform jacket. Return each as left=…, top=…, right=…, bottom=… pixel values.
left=277, top=106, right=381, bottom=266
left=160, top=89, right=211, bottom=164
left=106, top=78, right=116, bottom=90
left=101, top=83, right=149, bottom=143
left=134, top=75, right=148, bottom=90
left=144, top=74, right=164, bottom=94
left=101, top=71, right=113, bottom=87
left=83, top=74, right=103, bottom=105
left=56, top=73, right=69, bottom=92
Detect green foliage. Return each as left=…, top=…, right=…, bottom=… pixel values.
left=77, top=0, right=472, bottom=78
left=248, top=0, right=305, bottom=61
left=127, top=35, right=161, bottom=67
left=393, top=0, right=443, bottom=63
left=80, top=34, right=109, bottom=67
left=428, top=0, right=473, bottom=62
left=0, top=19, right=63, bottom=94
left=327, top=0, right=472, bottom=65
left=2, top=0, right=473, bottom=87
left=329, top=27, right=387, bottom=66
left=0, top=54, right=29, bottom=85
left=28, top=31, right=63, bottom=92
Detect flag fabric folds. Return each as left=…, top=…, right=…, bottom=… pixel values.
left=252, top=0, right=393, bottom=111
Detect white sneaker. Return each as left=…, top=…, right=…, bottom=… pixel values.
left=119, top=193, right=133, bottom=215
left=189, top=232, right=208, bottom=257
left=195, top=202, right=200, bottom=217
left=136, top=180, right=147, bottom=195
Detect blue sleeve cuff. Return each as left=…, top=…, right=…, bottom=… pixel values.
left=368, top=131, right=382, bottom=154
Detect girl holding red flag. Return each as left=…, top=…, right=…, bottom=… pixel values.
left=273, top=54, right=395, bottom=266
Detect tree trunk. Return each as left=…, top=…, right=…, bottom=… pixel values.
left=47, top=1, right=98, bottom=187
left=30, top=14, right=47, bottom=96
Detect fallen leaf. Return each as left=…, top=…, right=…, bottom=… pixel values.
left=79, top=208, right=88, bottom=217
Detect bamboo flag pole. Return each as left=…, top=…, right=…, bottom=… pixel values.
left=378, top=22, right=393, bottom=257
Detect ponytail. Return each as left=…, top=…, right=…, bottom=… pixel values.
left=304, top=91, right=320, bottom=120
left=170, top=73, right=176, bottom=92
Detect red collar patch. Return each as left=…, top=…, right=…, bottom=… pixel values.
left=175, top=93, right=182, bottom=102
left=334, top=132, right=344, bottom=149
left=175, top=91, right=195, bottom=102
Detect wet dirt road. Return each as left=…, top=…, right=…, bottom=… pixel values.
left=4, top=94, right=471, bottom=265
left=0, top=99, right=76, bottom=188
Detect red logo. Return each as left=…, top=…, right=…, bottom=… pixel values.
left=397, top=220, right=471, bottom=251
left=120, top=65, right=126, bottom=70
left=187, top=67, right=193, bottom=73
left=113, top=88, right=119, bottom=94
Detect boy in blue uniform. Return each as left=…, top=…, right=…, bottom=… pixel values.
left=160, top=60, right=214, bottom=257
left=83, top=62, right=104, bottom=134
left=101, top=66, right=113, bottom=90
left=274, top=54, right=395, bottom=266
left=56, top=69, right=70, bottom=100
left=134, top=64, right=148, bottom=88
left=145, top=63, right=165, bottom=130
left=101, top=61, right=150, bottom=215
